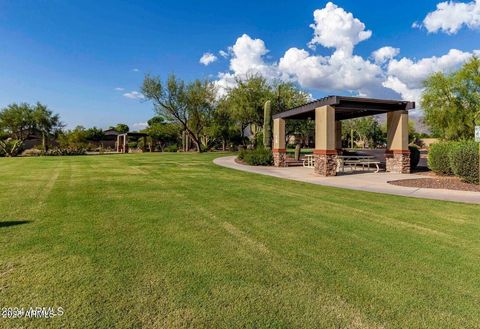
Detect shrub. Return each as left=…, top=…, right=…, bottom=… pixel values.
left=240, top=148, right=273, bottom=166
left=428, top=142, right=453, bottom=175
left=163, top=144, right=178, bottom=152
left=409, top=145, right=420, bottom=170
left=0, top=139, right=23, bottom=157
left=449, top=141, right=479, bottom=184
left=255, top=131, right=264, bottom=149
left=43, top=148, right=86, bottom=156
left=22, top=148, right=43, bottom=157
left=238, top=148, right=247, bottom=160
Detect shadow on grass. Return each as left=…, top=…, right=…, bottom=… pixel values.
left=0, top=220, right=31, bottom=228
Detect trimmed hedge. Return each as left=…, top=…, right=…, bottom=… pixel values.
left=428, top=141, right=479, bottom=184
left=428, top=142, right=454, bottom=175
left=44, top=148, right=87, bottom=156
left=164, top=144, right=178, bottom=152
left=448, top=141, right=479, bottom=184
left=238, top=148, right=273, bottom=166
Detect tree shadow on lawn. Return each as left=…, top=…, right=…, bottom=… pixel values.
left=0, top=220, right=31, bottom=228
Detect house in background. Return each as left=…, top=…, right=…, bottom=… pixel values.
left=101, top=128, right=120, bottom=149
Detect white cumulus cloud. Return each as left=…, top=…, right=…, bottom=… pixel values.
left=383, top=49, right=476, bottom=103
left=372, top=46, right=400, bottom=64
left=219, top=50, right=230, bottom=58
left=279, top=48, right=384, bottom=96
left=212, top=2, right=478, bottom=110
left=228, top=34, right=278, bottom=78
left=308, top=2, right=372, bottom=56
left=278, top=3, right=386, bottom=97
left=123, top=91, right=145, bottom=100
left=132, top=122, right=148, bottom=130
left=199, top=52, right=218, bottom=66
left=214, top=34, right=280, bottom=96
left=420, top=0, right=480, bottom=34
left=114, top=87, right=125, bottom=91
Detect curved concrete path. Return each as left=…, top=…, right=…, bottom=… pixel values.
left=214, top=156, right=480, bottom=205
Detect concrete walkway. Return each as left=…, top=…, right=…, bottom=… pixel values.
left=214, top=156, right=480, bottom=204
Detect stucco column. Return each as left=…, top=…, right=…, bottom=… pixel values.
left=335, top=120, right=342, bottom=154
left=123, top=135, right=128, bottom=154
left=314, top=105, right=337, bottom=176
left=386, top=110, right=410, bottom=173
left=272, top=118, right=286, bottom=167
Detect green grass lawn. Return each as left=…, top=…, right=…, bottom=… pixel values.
left=1, top=153, right=480, bottom=328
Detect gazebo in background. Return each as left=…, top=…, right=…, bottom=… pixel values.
left=272, top=96, right=415, bottom=176
left=116, top=132, right=149, bottom=153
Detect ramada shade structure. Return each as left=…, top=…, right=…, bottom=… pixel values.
left=116, top=132, right=148, bottom=153
left=271, top=96, right=415, bottom=176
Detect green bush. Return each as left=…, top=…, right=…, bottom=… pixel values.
left=409, top=145, right=420, bottom=170
left=255, top=131, right=264, bottom=149
left=0, top=139, right=23, bottom=157
left=22, top=148, right=43, bottom=157
left=239, top=148, right=273, bottom=166
left=448, top=141, right=479, bottom=184
left=238, top=148, right=247, bottom=160
left=428, top=142, right=453, bottom=175
left=43, top=148, right=86, bottom=156
left=163, top=144, right=178, bottom=152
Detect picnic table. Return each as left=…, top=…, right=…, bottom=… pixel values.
left=303, top=154, right=315, bottom=168
left=303, top=154, right=381, bottom=173
left=338, top=155, right=380, bottom=173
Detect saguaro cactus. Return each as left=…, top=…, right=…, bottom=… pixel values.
left=263, top=100, right=272, bottom=149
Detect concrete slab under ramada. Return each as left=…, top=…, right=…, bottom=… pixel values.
left=214, top=156, right=480, bottom=205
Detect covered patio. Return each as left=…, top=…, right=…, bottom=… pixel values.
left=272, top=96, right=415, bottom=176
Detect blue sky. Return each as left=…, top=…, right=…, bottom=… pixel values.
left=0, top=0, right=479, bottom=129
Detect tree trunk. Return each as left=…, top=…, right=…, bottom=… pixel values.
left=193, top=140, right=201, bottom=152
left=183, top=128, right=202, bottom=153
left=42, top=132, right=47, bottom=152
left=240, top=124, right=247, bottom=146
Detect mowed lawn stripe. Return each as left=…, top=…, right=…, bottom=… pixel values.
left=1, top=153, right=479, bottom=328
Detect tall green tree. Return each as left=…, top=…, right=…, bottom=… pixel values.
left=422, top=57, right=480, bottom=140
left=32, top=102, right=62, bottom=151
left=225, top=75, right=272, bottom=143
left=271, top=81, right=310, bottom=115
left=343, top=117, right=385, bottom=148
left=186, top=79, right=217, bottom=151
left=209, top=101, right=239, bottom=151
left=58, top=126, right=88, bottom=150
left=145, top=116, right=181, bottom=151
left=0, top=103, right=35, bottom=142
left=273, top=82, right=311, bottom=147
left=142, top=74, right=216, bottom=152
left=85, top=127, right=106, bottom=142
left=113, top=123, right=130, bottom=134
left=0, top=102, right=61, bottom=155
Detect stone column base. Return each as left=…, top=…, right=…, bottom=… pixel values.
left=314, top=151, right=337, bottom=176
left=273, top=149, right=287, bottom=167
left=386, top=151, right=410, bottom=174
